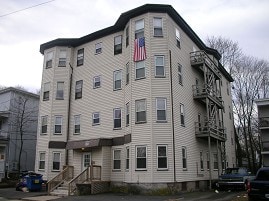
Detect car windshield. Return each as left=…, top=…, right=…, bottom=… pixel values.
left=256, top=169, right=269, bottom=181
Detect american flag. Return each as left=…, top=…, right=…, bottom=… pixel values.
left=133, top=37, right=146, bottom=62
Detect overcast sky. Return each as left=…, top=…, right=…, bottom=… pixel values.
left=0, top=0, right=268, bottom=92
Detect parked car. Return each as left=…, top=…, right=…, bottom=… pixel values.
left=248, top=167, right=269, bottom=201
left=216, top=167, right=255, bottom=190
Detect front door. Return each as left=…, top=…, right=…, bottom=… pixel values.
left=82, top=152, right=91, bottom=171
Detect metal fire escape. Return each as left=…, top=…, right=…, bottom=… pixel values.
left=190, top=50, right=226, bottom=186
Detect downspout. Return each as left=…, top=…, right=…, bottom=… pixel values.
left=169, top=50, right=176, bottom=182
left=66, top=63, right=73, bottom=165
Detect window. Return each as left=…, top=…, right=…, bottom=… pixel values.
left=156, top=98, right=166, bottom=121
left=56, top=81, right=64, bottom=100
left=155, top=56, right=165, bottom=77
left=95, top=42, right=102, bottom=54
left=75, top=80, right=83, bottom=99
left=135, top=19, right=144, bottom=39
left=180, top=104, right=185, bottom=126
left=126, top=147, right=129, bottom=170
left=113, top=70, right=122, bottom=90
left=182, top=147, right=187, bottom=169
left=83, top=153, right=91, bottom=168
left=176, top=28, right=181, bottom=48
left=45, top=51, right=53, bottom=68
left=43, top=82, right=50, bottom=101
left=39, top=152, right=45, bottom=170
left=136, top=146, right=146, bottom=170
left=54, top=116, right=62, bottom=134
left=153, top=17, right=163, bottom=36
left=113, top=149, right=121, bottom=170
left=58, top=50, right=66, bottom=67
left=178, top=64, right=182, bottom=85
left=93, top=76, right=101, bottom=88
left=113, top=108, right=121, bottom=129
left=135, top=99, right=146, bottom=123
left=229, top=106, right=232, bottom=119
left=41, top=116, right=48, bottom=134
left=52, top=152, right=60, bottom=171
left=126, top=103, right=130, bottom=126
left=135, top=60, right=145, bottom=79
left=92, top=112, right=100, bottom=125
left=77, top=48, right=84, bottom=66
left=157, top=145, right=167, bottom=169
left=74, top=115, right=80, bottom=134
left=227, top=81, right=230, bottom=95
left=213, top=153, right=218, bottom=169
left=206, top=152, right=210, bottom=170
left=200, top=151, right=204, bottom=170
left=126, top=63, right=129, bottom=85
left=126, top=26, right=129, bottom=47
left=114, top=35, right=122, bottom=55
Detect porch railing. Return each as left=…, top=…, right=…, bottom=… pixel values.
left=47, top=165, right=74, bottom=193
left=68, top=165, right=101, bottom=195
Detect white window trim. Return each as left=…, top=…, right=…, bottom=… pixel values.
left=74, top=115, right=80, bottom=134
left=95, top=42, right=102, bottom=54
left=93, top=75, right=101, bottom=89
left=77, top=48, right=84, bottom=66
left=113, top=149, right=121, bottom=171
left=153, top=17, right=163, bottom=37
left=113, top=70, right=122, bottom=90
left=126, top=102, right=130, bottom=127
left=180, top=103, right=185, bottom=126
left=182, top=146, right=187, bottom=170
left=126, top=146, right=130, bottom=171
left=136, top=145, right=147, bottom=170
left=126, top=62, right=130, bottom=85
left=200, top=151, right=204, bottom=171
left=113, top=108, right=121, bottom=129
left=56, top=81, right=64, bottom=100
left=157, top=145, right=168, bottom=170
left=155, top=55, right=165, bottom=77
left=41, top=116, right=48, bottom=135
left=54, top=116, right=63, bottom=134
left=178, top=63, right=183, bottom=85
left=135, top=99, right=146, bottom=123
left=92, top=112, right=100, bottom=125
left=135, top=60, right=145, bottom=80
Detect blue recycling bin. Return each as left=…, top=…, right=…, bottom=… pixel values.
left=23, top=173, right=43, bottom=191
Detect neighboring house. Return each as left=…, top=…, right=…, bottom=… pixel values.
left=0, top=87, right=39, bottom=181
left=255, top=99, right=269, bottom=166
left=35, top=4, right=235, bottom=192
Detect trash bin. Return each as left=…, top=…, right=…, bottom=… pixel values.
left=21, top=172, right=43, bottom=191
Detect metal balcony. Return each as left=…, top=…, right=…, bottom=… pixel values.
left=192, top=84, right=224, bottom=109
left=190, top=51, right=221, bottom=79
left=194, top=121, right=226, bottom=142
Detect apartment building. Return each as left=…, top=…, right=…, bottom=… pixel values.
left=256, top=99, right=269, bottom=166
left=0, top=87, right=39, bottom=181
left=35, top=4, right=235, bottom=192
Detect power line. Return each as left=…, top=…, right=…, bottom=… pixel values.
left=0, top=0, right=56, bottom=18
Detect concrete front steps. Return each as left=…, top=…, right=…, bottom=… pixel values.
left=49, top=181, right=70, bottom=197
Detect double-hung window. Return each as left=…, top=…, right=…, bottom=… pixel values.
left=41, top=116, right=48, bottom=134
left=52, top=152, right=60, bottom=171
left=113, top=70, right=122, bottom=90
left=136, top=146, right=146, bottom=170
left=182, top=147, right=187, bottom=170
left=45, top=51, right=53, bottom=68
left=114, top=35, right=122, bottom=55
left=155, top=56, right=165, bottom=77
left=135, top=60, right=145, bottom=79
left=58, top=50, right=66, bottom=67
left=206, top=152, right=210, bottom=170
left=75, top=80, right=83, bottom=99
left=95, top=42, right=102, bottom=54
left=43, top=82, right=50, bottom=101
left=156, top=98, right=166, bottom=121
left=113, top=150, right=121, bottom=170
left=126, top=147, right=129, bottom=170
left=92, top=112, right=100, bottom=125
left=153, top=17, right=163, bottom=36
left=176, top=28, right=181, bottom=48
left=178, top=64, right=183, bottom=85
left=126, top=26, right=129, bottom=47
left=126, top=103, right=130, bottom=126
left=180, top=104, right=185, bottom=126
left=213, top=153, right=218, bottom=170
left=200, top=151, right=204, bottom=170
left=54, top=116, right=62, bottom=134
left=157, top=145, right=167, bottom=169
left=135, top=99, right=146, bottom=123
left=74, top=115, right=80, bottom=134
left=113, top=108, right=121, bottom=129
left=126, top=63, right=129, bottom=85
left=77, top=48, right=84, bottom=66
left=93, top=76, right=101, bottom=88
left=135, top=19, right=144, bottom=39
left=39, top=152, right=45, bottom=170
left=56, top=81, right=64, bottom=100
